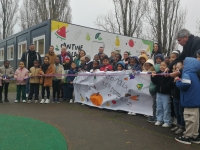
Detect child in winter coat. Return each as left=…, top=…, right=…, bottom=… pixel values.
left=39, top=56, right=55, bottom=104
left=100, top=56, right=113, bottom=71
left=139, top=54, right=148, bottom=70
left=111, top=53, right=122, bottom=71
left=14, top=61, right=29, bottom=103
left=0, top=60, right=14, bottom=102
left=117, top=61, right=126, bottom=71
left=175, top=57, right=200, bottom=144
left=142, top=59, right=155, bottom=72
left=127, top=56, right=141, bottom=71
left=151, top=61, right=172, bottom=127
left=67, top=62, right=78, bottom=103
left=82, top=55, right=93, bottom=72
left=28, top=60, right=40, bottom=103
left=62, top=56, right=72, bottom=100
left=90, top=60, right=100, bottom=72
left=53, top=57, right=64, bottom=103
left=170, top=62, right=185, bottom=134
left=154, top=54, right=164, bottom=72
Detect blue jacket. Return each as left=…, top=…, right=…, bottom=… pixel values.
left=176, top=57, right=200, bottom=108
left=128, top=56, right=141, bottom=71
left=67, top=68, right=78, bottom=88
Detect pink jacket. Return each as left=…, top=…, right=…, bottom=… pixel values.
left=14, top=68, right=29, bottom=85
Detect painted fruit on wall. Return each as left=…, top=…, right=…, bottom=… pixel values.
left=128, top=39, right=134, bottom=47
left=90, top=92, right=103, bottom=106
left=55, top=26, right=67, bottom=41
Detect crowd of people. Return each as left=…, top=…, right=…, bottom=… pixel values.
left=0, top=29, right=200, bottom=145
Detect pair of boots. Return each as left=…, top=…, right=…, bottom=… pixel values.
left=171, top=125, right=185, bottom=134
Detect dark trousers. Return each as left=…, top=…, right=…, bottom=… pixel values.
left=173, top=98, right=185, bottom=127
left=63, top=83, right=70, bottom=100
left=0, top=83, right=9, bottom=100
left=53, top=80, right=61, bottom=99
left=16, top=85, right=26, bottom=101
left=28, top=83, right=39, bottom=100
left=68, top=87, right=74, bottom=99
left=41, top=86, right=50, bottom=99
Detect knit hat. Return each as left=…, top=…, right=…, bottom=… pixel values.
left=64, top=56, right=70, bottom=62
left=85, top=54, right=91, bottom=60
left=155, top=54, right=164, bottom=61
left=117, top=61, right=125, bottom=69
left=139, top=54, right=148, bottom=61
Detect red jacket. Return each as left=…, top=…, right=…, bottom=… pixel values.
left=100, top=64, right=113, bottom=71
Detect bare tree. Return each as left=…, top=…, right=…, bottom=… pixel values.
left=145, top=0, right=186, bottom=55
left=95, top=0, right=147, bottom=37
left=19, top=0, right=72, bottom=30
left=196, top=19, right=200, bottom=36
left=0, top=0, right=19, bottom=39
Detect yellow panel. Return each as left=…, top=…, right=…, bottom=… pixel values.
left=51, top=20, right=69, bottom=32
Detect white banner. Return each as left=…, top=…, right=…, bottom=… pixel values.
left=74, top=71, right=153, bottom=116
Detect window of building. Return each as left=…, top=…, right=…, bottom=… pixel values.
left=33, top=35, right=45, bottom=57
left=18, top=41, right=27, bottom=59
left=0, top=48, right=4, bottom=61
left=7, top=45, right=14, bottom=60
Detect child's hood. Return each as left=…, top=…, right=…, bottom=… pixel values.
left=129, top=56, right=140, bottom=64
left=117, top=61, right=125, bottom=68
left=144, top=59, right=154, bottom=66
left=183, top=57, right=200, bottom=73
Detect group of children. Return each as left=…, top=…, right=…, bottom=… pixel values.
left=0, top=48, right=200, bottom=145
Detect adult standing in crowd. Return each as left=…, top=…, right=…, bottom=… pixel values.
left=165, top=29, right=200, bottom=77
left=98, top=47, right=104, bottom=58
left=0, top=60, right=14, bottom=102
left=45, top=45, right=57, bottom=65
left=122, top=51, right=130, bottom=64
left=58, top=47, right=73, bottom=65
left=140, top=49, right=149, bottom=57
left=74, top=49, right=86, bottom=67
left=151, top=43, right=162, bottom=63
left=21, top=43, right=42, bottom=97
left=109, top=51, right=116, bottom=64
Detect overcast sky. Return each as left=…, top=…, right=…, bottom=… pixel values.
left=14, top=0, right=200, bottom=36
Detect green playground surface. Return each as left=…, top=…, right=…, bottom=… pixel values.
left=0, top=115, right=67, bottom=150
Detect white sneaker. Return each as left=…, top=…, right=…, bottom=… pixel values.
left=14, top=100, right=18, bottom=103
left=162, top=123, right=171, bottom=128
left=26, top=94, right=29, bottom=98
left=45, top=99, right=50, bottom=104
left=155, top=121, right=163, bottom=126
left=69, top=99, right=73, bottom=103
left=40, top=99, right=45, bottom=104
left=27, top=100, right=32, bottom=104
left=127, top=112, right=136, bottom=115
left=22, top=100, right=26, bottom=103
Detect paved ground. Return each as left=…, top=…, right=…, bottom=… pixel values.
left=0, top=92, right=200, bottom=150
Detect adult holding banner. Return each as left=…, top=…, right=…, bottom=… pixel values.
left=164, top=29, right=200, bottom=77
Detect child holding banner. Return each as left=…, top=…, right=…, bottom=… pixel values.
left=117, top=61, right=126, bottom=71
left=67, top=62, right=78, bottom=103
left=151, top=61, right=172, bottom=127
left=175, top=57, right=200, bottom=144
left=52, top=57, right=64, bottom=103
left=39, top=56, right=55, bottom=104
left=100, top=56, right=113, bottom=71
left=28, top=60, right=40, bottom=104
left=14, top=61, right=29, bottom=103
